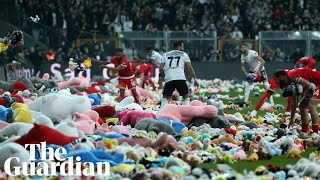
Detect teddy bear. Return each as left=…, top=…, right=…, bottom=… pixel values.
left=156, top=118, right=186, bottom=134
left=95, top=123, right=133, bottom=135
left=156, top=100, right=218, bottom=125
left=27, top=93, right=91, bottom=121
left=211, top=134, right=239, bottom=145
left=0, top=142, right=29, bottom=171
left=246, top=153, right=259, bottom=161
left=12, top=102, right=33, bottom=123
left=115, top=96, right=143, bottom=111
left=118, top=110, right=156, bottom=127
left=134, top=118, right=175, bottom=135
left=72, top=112, right=98, bottom=134
left=0, top=105, right=13, bottom=122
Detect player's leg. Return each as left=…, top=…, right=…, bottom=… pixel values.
left=128, top=78, right=140, bottom=104
left=176, top=80, right=190, bottom=105
left=261, top=70, right=274, bottom=106
left=148, top=78, right=157, bottom=91
left=141, top=75, right=147, bottom=89
left=285, top=97, right=292, bottom=115
left=244, top=81, right=251, bottom=103
left=308, top=99, right=319, bottom=133
left=299, top=98, right=310, bottom=134
left=118, top=79, right=126, bottom=101
left=161, top=81, right=175, bottom=108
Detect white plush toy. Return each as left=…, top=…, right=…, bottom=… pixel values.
left=27, top=93, right=91, bottom=121
left=0, top=143, right=30, bottom=171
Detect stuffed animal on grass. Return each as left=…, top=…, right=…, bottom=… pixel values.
left=187, top=115, right=231, bottom=128
left=57, top=77, right=89, bottom=90
left=118, top=110, right=156, bottom=127
left=156, top=100, right=218, bottom=125
left=134, top=118, right=175, bottom=135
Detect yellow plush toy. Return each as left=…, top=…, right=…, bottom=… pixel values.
left=83, top=59, right=92, bottom=69
left=106, top=118, right=118, bottom=125
left=12, top=102, right=33, bottom=123
left=111, top=164, right=135, bottom=174
left=0, top=43, right=8, bottom=53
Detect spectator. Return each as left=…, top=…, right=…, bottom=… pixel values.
left=290, top=47, right=305, bottom=64
left=145, top=22, right=158, bottom=32
left=273, top=48, right=286, bottom=62
left=28, top=45, right=43, bottom=76
left=123, top=16, right=133, bottom=32
left=231, top=26, right=243, bottom=39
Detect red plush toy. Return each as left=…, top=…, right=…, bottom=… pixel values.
left=12, top=81, right=28, bottom=95
left=92, top=106, right=116, bottom=124
left=15, top=124, right=78, bottom=148
left=224, top=128, right=237, bottom=135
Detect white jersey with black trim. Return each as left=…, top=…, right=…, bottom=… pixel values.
left=147, top=50, right=164, bottom=68
left=241, top=50, right=265, bottom=72
left=162, top=50, right=191, bottom=82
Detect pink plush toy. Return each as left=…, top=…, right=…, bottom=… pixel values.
left=95, top=123, right=133, bottom=135
left=125, top=87, right=159, bottom=100
left=0, top=121, right=9, bottom=130
left=42, top=73, right=50, bottom=81
left=234, top=149, right=247, bottom=161
left=117, top=133, right=177, bottom=151
left=156, top=100, right=218, bottom=125
left=118, top=109, right=156, bottom=127
left=58, top=77, right=89, bottom=89
left=73, top=112, right=98, bottom=134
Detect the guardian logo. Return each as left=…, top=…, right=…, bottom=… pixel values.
left=4, top=142, right=110, bottom=176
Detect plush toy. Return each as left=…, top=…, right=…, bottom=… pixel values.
left=12, top=102, right=33, bottom=123
left=118, top=109, right=156, bottom=127
left=95, top=123, right=133, bottom=135
left=115, top=96, right=143, bottom=111
left=156, top=100, right=218, bottom=125
left=134, top=118, right=175, bottom=135
left=27, top=93, right=91, bottom=121
left=0, top=94, right=23, bottom=108
left=55, top=121, right=79, bottom=137
left=182, top=152, right=203, bottom=167
left=125, top=86, right=159, bottom=100
left=182, top=127, right=199, bottom=139
left=234, top=149, right=247, bottom=161
left=0, top=105, right=14, bottom=122
left=256, top=147, right=272, bottom=160
left=14, top=124, right=78, bottom=147
left=246, top=153, right=259, bottom=161
left=187, top=115, right=231, bottom=128
left=156, top=118, right=186, bottom=134
left=73, top=112, right=98, bottom=134
left=288, top=148, right=302, bottom=158
left=211, top=135, right=239, bottom=145
left=57, top=77, right=89, bottom=90
left=92, top=105, right=116, bottom=124
left=0, top=143, right=29, bottom=171
left=88, top=93, right=102, bottom=107
left=117, top=132, right=177, bottom=152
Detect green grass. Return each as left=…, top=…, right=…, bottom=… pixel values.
left=196, top=86, right=320, bottom=172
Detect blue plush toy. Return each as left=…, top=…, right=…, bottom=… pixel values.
left=0, top=105, right=14, bottom=122
left=88, top=93, right=101, bottom=107
left=156, top=118, right=186, bottom=134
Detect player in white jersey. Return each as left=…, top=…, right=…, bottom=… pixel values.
left=160, top=41, right=198, bottom=107
left=145, top=47, right=165, bottom=88
left=240, top=43, right=274, bottom=112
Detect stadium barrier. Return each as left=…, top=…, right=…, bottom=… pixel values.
left=1, top=61, right=308, bottom=82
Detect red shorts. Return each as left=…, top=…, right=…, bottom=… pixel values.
left=312, top=85, right=320, bottom=100
left=119, top=78, right=136, bottom=90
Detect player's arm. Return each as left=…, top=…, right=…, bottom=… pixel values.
left=297, top=78, right=315, bottom=97
left=186, top=62, right=199, bottom=87
left=289, top=95, right=298, bottom=127
left=256, top=56, right=265, bottom=73
left=92, top=58, right=110, bottom=65
left=102, top=64, right=125, bottom=71
left=241, top=62, right=247, bottom=76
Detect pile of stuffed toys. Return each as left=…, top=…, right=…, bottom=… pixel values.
left=0, top=74, right=320, bottom=179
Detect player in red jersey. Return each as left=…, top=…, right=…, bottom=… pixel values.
left=296, top=57, right=317, bottom=70
left=250, top=75, right=292, bottom=117
left=141, top=63, right=156, bottom=90
left=93, top=48, right=140, bottom=104
left=273, top=68, right=320, bottom=137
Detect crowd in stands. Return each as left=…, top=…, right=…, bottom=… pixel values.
left=2, top=0, right=319, bottom=63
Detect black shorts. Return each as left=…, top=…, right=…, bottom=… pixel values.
left=250, top=70, right=268, bottom=82
left=163, top=80, right=188, bottom=97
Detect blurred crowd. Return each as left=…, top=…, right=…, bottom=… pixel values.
left=3, top=0, right=319, bottom=63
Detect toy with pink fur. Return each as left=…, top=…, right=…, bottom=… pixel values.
left=95, top=123, right=133, bottom=135
left=125, top=86, right=159, bottom=100
left=72, top=112, right=99, bottom=134
left=156, top=100, right=218, bottom=125
left=117, top=109, right=156, bottom=127
left=57, top=76, right=89, bottom=89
